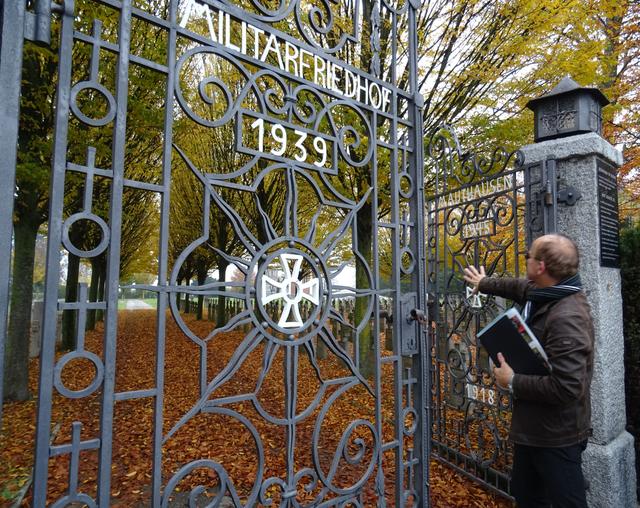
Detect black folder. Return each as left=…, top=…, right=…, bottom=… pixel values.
left=477, top=307, right=551, bottom=376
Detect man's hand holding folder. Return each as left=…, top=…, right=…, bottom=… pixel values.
left=493, top=352, right=514, bottom=391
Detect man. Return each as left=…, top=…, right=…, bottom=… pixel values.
left=463, top=234, right=594, bottom=508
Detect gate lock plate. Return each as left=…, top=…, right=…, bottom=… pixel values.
left=400, top=293, right=422, bottom=356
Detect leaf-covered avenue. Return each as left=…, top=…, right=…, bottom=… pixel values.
left=1, top=0, right=638, bottom=506
left=6, top=0, right=638, bottom=398
left=0, top=310, right=513, bottom=507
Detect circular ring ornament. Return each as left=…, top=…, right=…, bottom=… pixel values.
left=399, top=172, right=414, bottom=199
left=69, top=81, right=116, bottom=127
left=62, top=212, right=110, bottom=258
left=249, top=239, right=330, bottom=345
left=402, top=407, right=418, bottom=436
left=51, top=493, right=97, bottom=508
left=54, top=350, right=104, bottom=399
left=399, top=247, right=416, bottom=275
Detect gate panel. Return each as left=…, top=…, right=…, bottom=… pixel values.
left=425, top=128, right=527, bottom=498
left=28, top=0, right=428, bottom=506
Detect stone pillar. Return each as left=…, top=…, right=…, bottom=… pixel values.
left=521, top=132, right=637, bottom=508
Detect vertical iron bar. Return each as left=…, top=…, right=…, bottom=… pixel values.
left=97, top=1, right=131, bottom=503
left=0, top=0, right=26, bottom=428
left=407, top=0, right=430, bottom=505
left=370, top=104, right=384, bottom=504
left=513, top=172, right=521, bottom=275
left=524, top=162, right=534, bottom=247
left=388, top=10, right=403, bottom=503
left=153, top=60, right=174, bottom=494
left=543, top=157, right=558, bottom=234
left=285, top=346, right=298, bottom=495
left=33, top=0, right=74, bottom=503
left=34, top=0, right=51, bottom=45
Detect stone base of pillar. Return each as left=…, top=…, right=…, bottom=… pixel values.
left=583, top=430, right=637, bottom=507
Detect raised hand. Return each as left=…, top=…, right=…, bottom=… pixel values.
left=463, top=265, right=486, bottom=294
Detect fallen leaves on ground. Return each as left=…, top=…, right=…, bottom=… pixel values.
left=0, top=310, right=514, bottom=507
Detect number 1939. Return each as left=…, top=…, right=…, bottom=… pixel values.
left=239, top=113, right=333, bottom=170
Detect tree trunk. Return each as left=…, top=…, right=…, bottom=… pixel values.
left=216, top=258, right=229, bottom=328
left=4, top=218, right=39, bottom=401
left=353, top=0, right=375, bottom=378
left=86, top=256, right=101, bottom=330
left=96, top=261, right=106, bottom=323
left=183, top=285, right=190, bottom=314
left=176, top=276, right=183, bottom=312
left=196, top=263, right=207, bottom=320
left=356, top=201, right=374, bottom=378
left=61, top=252, right=80, bottom=350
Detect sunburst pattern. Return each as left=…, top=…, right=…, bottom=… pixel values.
left=163, top=146, right=378, bottom=505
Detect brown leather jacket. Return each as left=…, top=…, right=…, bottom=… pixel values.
left=478, top=276, right=594, bottom=447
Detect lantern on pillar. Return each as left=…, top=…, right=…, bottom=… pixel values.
left=526, top=76, right=610, bottom=142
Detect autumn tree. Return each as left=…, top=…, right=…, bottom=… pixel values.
left=453, top=1, right=639, bottom=176
left=5, top=1, right=168, bottom=398
left=4, top=40, right=56, bottom=400
left=333, top=0, right=595, bottom=375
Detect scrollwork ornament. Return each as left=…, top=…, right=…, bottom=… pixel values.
left=175, top=47, right=249, bottom=128
left=427, top=125, right=524, bottom=188
left=51, top=493, right=96, bottom=508
left=259, top=476, right=288, bottom=506
left=380, top=0, right=410, bottom=15
left=339, top=499, right=363, bottom=508
left=291, top=85, right=327, bottom=126
left=369, top=0, right=381, bottom=77
left=163, top=408, right=263, bottom=507
left=464, top=406, right=500, bottom=469
left=446, top=339, right=472, bottom=379
left=318, top=101, right=373, bottom=168
left=458, top=153, right=477, bottom=183
left=257, top=71, right=289, bottom=117
left=294, top=0, right=359, bottom=54
left=245, top=0, right=291, bottom=18
left=403, top=489, right=419, bottom=506
left=259, top=468, right=324, bottom=507
left=312, top=383, right=378, bottom=496
left=444, top=207, right=463, bottom=236
left=490, top=194, right=516, bottom=228
left=162, top=459, right=241, bottom=508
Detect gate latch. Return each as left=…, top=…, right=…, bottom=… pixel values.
left=557, top=186, right=581, bottom=206
left=542, top=158, right=581, bottom=208
left=544, top=182, right=581, bottom=207
left=407, top=308, right=427, bottom=325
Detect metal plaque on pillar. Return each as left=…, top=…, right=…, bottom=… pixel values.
left=596, top=158, right=620, bottom=268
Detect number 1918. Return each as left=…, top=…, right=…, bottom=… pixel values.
left=466, top=384, right=496, bottom=405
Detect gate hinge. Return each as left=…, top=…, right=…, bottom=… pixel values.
left=24, top=1, right=63, bottom=46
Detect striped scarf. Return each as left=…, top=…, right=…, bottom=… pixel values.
left=522, top=273, right=582, bottom=322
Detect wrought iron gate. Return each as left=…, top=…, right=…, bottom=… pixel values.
left=1, top=0, right=429, bottom=506
left=424, top=128, right=544, bottom=498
